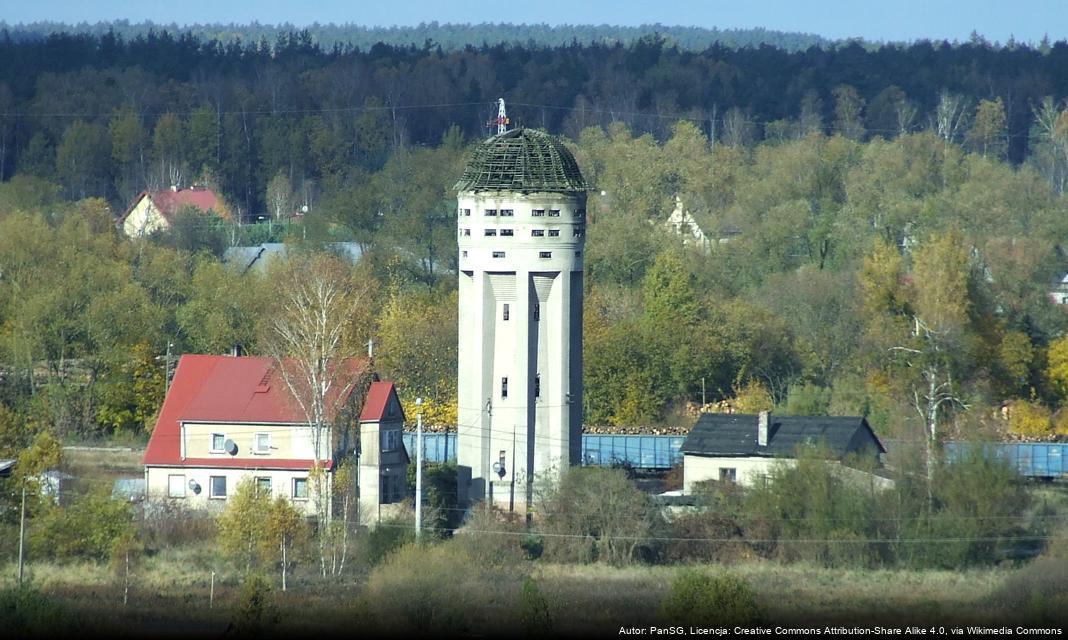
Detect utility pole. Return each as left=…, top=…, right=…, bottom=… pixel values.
left=701, top=377, right=706, bottom=407
left=415, top=397, right=423, bottom=541
left=17, top=483, right=26, bottom=586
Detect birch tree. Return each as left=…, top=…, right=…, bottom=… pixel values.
left=264, top=254, right=370, bottom=578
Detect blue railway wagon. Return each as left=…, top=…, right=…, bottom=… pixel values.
left=400, top=433, right=686, bottom=469
left=945, top=442, right=1068, bottom=479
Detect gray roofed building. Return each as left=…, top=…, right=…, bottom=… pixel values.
left=454, top=128, right=587, bottom=193
left=681, top=411, right=888, bottom=491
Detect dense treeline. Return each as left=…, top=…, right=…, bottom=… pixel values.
left=2, top=21, right=830, bottom=53
left=4, top=30, right=1068, bottom=216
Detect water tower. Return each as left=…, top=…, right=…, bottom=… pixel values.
left=454, top=105, right=587, bottom=508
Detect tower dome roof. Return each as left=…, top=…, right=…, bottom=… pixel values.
left=454, top=128, right=587, bottom=193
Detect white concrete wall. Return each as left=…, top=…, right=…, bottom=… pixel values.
left=683, top=455, right=782, bottom=491
left=457, top=189, right=585, bottom=506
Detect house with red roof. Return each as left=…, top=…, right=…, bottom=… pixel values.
left=119, top=185, right=229, bottom=237
left=143, top=354, right=408, bottom=521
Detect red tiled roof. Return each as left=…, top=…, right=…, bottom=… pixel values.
left=143, top=354, right=365, bottom=467
left=359, top=380, right=404, bottom=422
left=119, top=187, right=227, bottom=225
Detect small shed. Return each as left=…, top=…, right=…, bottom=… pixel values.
left=681, top=411, right=887, bottom=491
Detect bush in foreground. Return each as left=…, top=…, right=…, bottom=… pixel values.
left=661, top=570, right=762, bottom=627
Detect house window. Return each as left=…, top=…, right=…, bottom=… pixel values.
left=254, top=433, right=270, bottom=454
left=381, top=429, right=399, bottom=451
left=719, top=468, right=737, bottom=483
left=539, top=251, right=552, bottom=259
left=485, top=209, right=497, bottom=216
left=209, top=476, right=227, bottom=499
left=168, top=474, right=186, bottom=498
left=532, top=209, right=545, bottom=217
left=484, top=229, right=497, bottom=236
left=531, top=229, right=545, bottom=237
left=503, top=303, right=510, bottom=321
left=548, top=229, right=560, bottom=237
left=500, top=209, right=514, bottom=217
left=500, top=229, right=514, bottom=237
left=548, top=209, right=560, bottom=217
left=256, top=477, right=272, bottom=496
left=534, top=374, right=541, bottom=399
left=492, top=251, right=505, bottom=258
left=211, top=433, right=226, bottom=453
left=292, top=477, right=309, bottom=500
left=533, top=303, right=540, bottom=321
left=501, top=377, right=509, bottom=399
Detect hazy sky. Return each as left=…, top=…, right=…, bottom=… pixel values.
left=2, top=0, right=1064, bottom=44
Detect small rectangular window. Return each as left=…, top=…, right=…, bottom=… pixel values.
left=503, top=303, right=510, bottom=321
left=211, top=433, right=225, bottom=453
left=484, top=229, right=497, bottom=236
left=534, top=374, right=541, bottom=399
left=575, top=251, right=582, bottom=257
left=293, top=477, right=309, bottom=500
left=532, top=209, right=545, bottom=217
left=531, top=229, right=545, bottom=237
left=485, top=209, right=497, bottom=216
left=573, top=227, right=585, bottom=237
left=492, top=251, right=505, bottom=258
left=501, top=377, right=509, bottom=399
left=548, top=229, right=560, bottom=237
left=533, top=303, right=540, bottom=321
left=463, top=208, right=471, bottom=216
left=719, top=468, right=737, bottom=483
left=210, top=476, right=227, bottom=499
left=539, top=251, right=552, bottom=259
left=254, top=433, right=270, bottom=454
left=548, top=209, right=561, bottom=217
left=500, top=228, right=514, bottom=236
left=500, top=209, right=514, bottom=217
left=463, top=228, right=471, bottom=236
left=577, top=208, right=586, bottom=217
left=381, top=429, right=399, bottom=451
left=168, top=474, right=186, bottom=498
left=462, top=250, right=468, bottom=257
left=256, top=477, right=272, bottom=496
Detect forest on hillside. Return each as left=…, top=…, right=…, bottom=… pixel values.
left=2, top=30, right=1068, bottom=451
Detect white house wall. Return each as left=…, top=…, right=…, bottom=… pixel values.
left=145, top=466, right=322, bottom=517
left=683, top=455, right=786, bottom=491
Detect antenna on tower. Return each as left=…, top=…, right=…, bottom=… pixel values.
left=491, top=98, right=509, bottom=135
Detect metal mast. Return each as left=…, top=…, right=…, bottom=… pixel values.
left=495, top=98, right=509, bottom=134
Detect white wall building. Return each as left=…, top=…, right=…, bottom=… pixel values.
left=454, top=127, right=587, bottom=508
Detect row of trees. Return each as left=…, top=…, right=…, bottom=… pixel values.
left=6, top=32, right=1068, bottom=213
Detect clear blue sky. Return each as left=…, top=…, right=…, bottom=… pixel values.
left=1, top=0, right=1064, bottom=44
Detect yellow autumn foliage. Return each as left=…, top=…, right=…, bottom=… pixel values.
left=1009, top=400, right=1052, bottom=437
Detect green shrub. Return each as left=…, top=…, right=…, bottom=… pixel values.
left=30, top=488, right=132, bottom=561
left=231, top=574, right=278, bottom=636
left=519, top=578, right=553, bottom=636
left=361, top=516, right=416, bottom=567
left=0, top=586, right=73, bottom=637
left=661, top=570, right=761, bottom=627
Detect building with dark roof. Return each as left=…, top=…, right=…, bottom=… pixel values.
left=681, top=411, right=888, bottom=491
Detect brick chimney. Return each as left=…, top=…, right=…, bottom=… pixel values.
left=758, top=411, right=770, bottom=447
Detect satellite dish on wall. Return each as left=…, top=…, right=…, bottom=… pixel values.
left=224, top=439, right=238, bottom=456
left=188, top=479, right=201, bottom=494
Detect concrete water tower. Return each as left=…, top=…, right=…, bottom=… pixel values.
left=454, top=111, right=587, bottom=508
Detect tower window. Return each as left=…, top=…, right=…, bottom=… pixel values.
left=539, top=251, right=552, bottom=259
left=492, top=251, right=505, bottom=258
left=462, top=250, right=468, bottom=257
left=501, top=377, right=508, bottom=399
left=548, top=209, right=561, bottom=217
left=575, top=251, right=582, bottom=257
left=462, top=228, right=470, bottom=236
left=462, top=208, right=471, bottom=216
left=535, top=374, right=541, bottom=399
left=484, top=229, right=497, bottom=236
left=533, top=303, right=540, bottom=321
left=485, top=209, right=497, bottom=216
left=503, top=304, right=510, bottom=321
left=573, top=227, right=585, bottom=237
left=548, top=229, right=560, bottom=237
left=577, top=208, right=586, bottom=217
left=532, top=209, right=545, bottom=217
left=531, top=229, right=545, bottom=237
left=500, top=229, right=514, bottom=237
left=500, top=209, right=514, bottom=217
